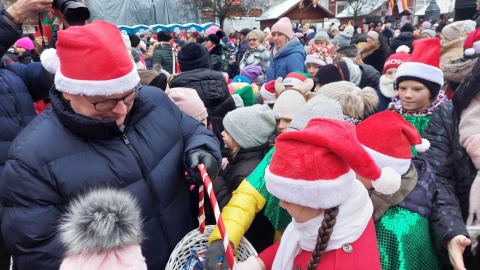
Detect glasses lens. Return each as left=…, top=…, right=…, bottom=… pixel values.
left=248, top=39, right=257, bottom=42
left=95, top=100, right=117, bottom=112
left=124, top=89, right=138, bottom=105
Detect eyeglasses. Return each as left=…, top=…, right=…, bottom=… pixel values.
left=84, top=84, right=142, bottom=112
left=247, top=38, right=258, bottom=42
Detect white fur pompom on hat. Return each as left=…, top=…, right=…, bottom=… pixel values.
left=40, top=48, right=60, bottom=74
left=415, top=138, right=431, bottom=152
left=396, top=45, right=410, bottom=54
left=371, top=167, right=402, bottom=195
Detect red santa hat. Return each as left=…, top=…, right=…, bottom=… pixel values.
left=265, top=118, right=401, bottom=209
left=394, top=38, right=444, bottom=88
left=356, top=111, right=430, bottom=176
left=464, top=28, right=480, bottom=57
left=275, top=72, right=314, bottom=96
left=382, top=45, right=410, bottom=74
left=260, top=80, right=276, bottom=103
left=40, top=20, right=140, bottom=96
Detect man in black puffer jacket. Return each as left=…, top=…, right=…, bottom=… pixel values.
left=1, top=2, right=54, bottom=269
left=0, top=20, right=221, bottom=270
left=170, top=42, right=236, bottom=144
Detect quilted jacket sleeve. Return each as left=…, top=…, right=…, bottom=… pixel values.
left=421, top=102, right=469, bottom=260
left=208, top=180, right=266, bottom=249
left=0, top=9, right=22, bottom=58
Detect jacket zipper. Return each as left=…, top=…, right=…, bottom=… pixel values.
left=121, top=133, right=172, bottom=250
left=0, top=75, right=25, bottom=127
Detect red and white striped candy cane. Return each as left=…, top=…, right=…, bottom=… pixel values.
left=198, top=184, right=206, bottom=234
left=198, top=164, right=235, bottom=270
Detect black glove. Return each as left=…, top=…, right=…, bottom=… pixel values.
left=186, top=148, right=219, bottom=184
left=204, top=240, right=230, bottom=270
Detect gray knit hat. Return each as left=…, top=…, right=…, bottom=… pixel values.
left=314, top=31, right=330, bottom=42
left=273, top=90, right=307, bottom=120
left=288, top=94, right=343, bottom=131
left=223, top=104, right=276, bottom=149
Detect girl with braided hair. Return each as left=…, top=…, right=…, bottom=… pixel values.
left=234, top=118, right=399, bottom=270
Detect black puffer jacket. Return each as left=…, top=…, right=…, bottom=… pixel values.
left=170, top=68, right=236, bottom=142
left=389, top=32, right=416, bottom=56
left=421, top=100, right=475, bottom=264
left=359, top=64, right=389, bottom=112
left=209, top=44, right=223, bottom=71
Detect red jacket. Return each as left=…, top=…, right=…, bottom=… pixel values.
left=258, top=219, right=381, bottom=270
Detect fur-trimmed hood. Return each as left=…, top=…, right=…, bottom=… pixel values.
left=441, top=57, right=478, bottom=83
left=355, top=40, right=380, bottom=63
left=59, top=189, right=143, bottom=256
left=440, top=38, right=465, bottom=64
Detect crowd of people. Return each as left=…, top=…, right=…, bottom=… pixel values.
left=2, top=0, right=480, bottom=269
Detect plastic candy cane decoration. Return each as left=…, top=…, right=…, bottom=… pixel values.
left=198, top=164, right=235, bottom=270
left=198, top=184, right=206, bottom=234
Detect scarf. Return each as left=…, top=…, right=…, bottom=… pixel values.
left=390, top=90, right=447, bottom=116
left=379, top=75, right=395, bottom=98
left=459, top=92, right=480, bottom=226
left=345, top=60, right=362, bottom=87
left=272, top=181, right=372, bottom=270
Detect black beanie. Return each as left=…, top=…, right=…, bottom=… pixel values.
left=400, top=23, right=415, bottom=33
left=128, top=34, right=141, bottom=48
left=206, top=31, right=224, bottom=45
left=395, top=75, right=441, bottom=99
left=314, top=62, right=350, bottom=85
left=149, top=73, right=168, bottom=91
left=177, top=42, right=210, bottom=72
left=157, top=31, right=172, bottom=42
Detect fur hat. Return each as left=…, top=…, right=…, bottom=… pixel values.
left=464, top=28, right=480, bottom=57
left=265, top=119, right=402, bottom=209
left=40, top=20, right=140, bottom=96
left=273, top=90, right=307, bottom=120
left=288, top=94, right=343, bottom=131
left=59, top=189, right=146, bottom=270
left=318, top=81, right=379, bottom=120
left=260, top=80, right=276, bottom=104
left=383, top=45, right=410, bottom=74
left=15, top=37, right=34, bottom=50
left=275, top=72, right=314, bottom=96
left=240, top=65, right=263, bottom=84
left=395, top=38, right=444, bottom=98
left=177, top=42, right=210, bottom=72
left=314, top=62, right=350, bottom=85
left=223, top=104, right=276, bottom=148
left=356, top=111, right=430, bottom=175
left=271, top=17, right=294, bottom=40
left=367, top=31, right=379, bottom=41
left=169, top=87, right=208, bottom=121
left=442, top=21, right=465, bottom=41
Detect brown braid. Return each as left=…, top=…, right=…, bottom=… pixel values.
left=306, top=206, right=340, bottom=270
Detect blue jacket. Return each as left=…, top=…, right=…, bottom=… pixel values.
left=0, top=87, right=221, bottom=269
left=266, top=38, right=305, bottom=81
left=0, top=10, right=53, bottom=177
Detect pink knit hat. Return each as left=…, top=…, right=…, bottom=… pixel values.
left=205, top=25, right=220, bottom=35
left=15, top=37, right=34, bottom=51
left=271, top=17, right=294, bottom=39
left=169, top=87, right=208, bottom=121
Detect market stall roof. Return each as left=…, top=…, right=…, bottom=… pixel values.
left=415, top=0, right=455, bottom=15
left=336, top=0, right=387, bottom=18
left=259, top=0, right=334, bottom=21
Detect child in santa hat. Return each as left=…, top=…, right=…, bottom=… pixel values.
left=59, top=189, right=146, bottom=270
left=391, top=38, right=447, bottom=155
left=356, top=110, right=441, bottom=269
left=235, top=118, right=402, bottom=270
left=379, top=45, right=410, bottom=100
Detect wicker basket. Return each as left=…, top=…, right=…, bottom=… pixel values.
left=165, top=225, right=258, bottom=269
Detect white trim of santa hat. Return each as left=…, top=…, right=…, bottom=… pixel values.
left=41, top=20, right=140, bottom=96
left=304, top=54, right=328, bottom=67
left=265, top=118, right=401, bottom=209
left=465, top=27, right=480, bottom=57
left=260, top=80, right=276, bottom=103
left=394, top=38, right=444, bottom=87
left=356, top=111, right=430, bottom=176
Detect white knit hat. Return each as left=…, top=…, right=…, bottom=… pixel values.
left=273, top=90, right=306, bottom=120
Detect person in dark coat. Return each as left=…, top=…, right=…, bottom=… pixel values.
left=422, top=60, right=480, bottom=269
left=152, top=30, right=175, bottom=74
left=0, top=2, right=54, bottom=269
left=170, top=42, right=236, bottom=144
left=204, top=31, right=224, bottom=71
left=355, top=30, right=389, bottom=74
left=389, top=23, right=416, bottom=55
left=236, top=28, right=251, bottom=67
left=0, top=20, right=221, bottom=270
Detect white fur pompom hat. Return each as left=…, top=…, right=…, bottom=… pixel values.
left=265, top=118, right=402, bottom=209
left=40, top=20, right=140, bottom=96
left=58, top=189, right=146, bottom=270
left=356, top=110, right=430, bottom=176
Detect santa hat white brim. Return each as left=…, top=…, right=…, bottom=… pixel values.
left=363, top=145, right=411, bottom=176
left=265, top=167, right=355, bottom=209
left=260, top=87, right=276, bottom=102
left=395, top=62, right=444, bottom=87
left=54, top=64, right=140, bottom=96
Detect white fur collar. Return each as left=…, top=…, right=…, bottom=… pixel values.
left=379, top=75, right=395, bottom=98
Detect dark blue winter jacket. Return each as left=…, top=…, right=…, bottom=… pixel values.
left=0, top=9, right=53, bottom=177
left=266, top=37, right=305, bottom=82
left=0, top=86, right=221, bottom=269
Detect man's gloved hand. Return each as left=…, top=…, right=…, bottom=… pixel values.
left=186, top=148, right=219, bottom=184
left=204, top=240, right=229, bottom=270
